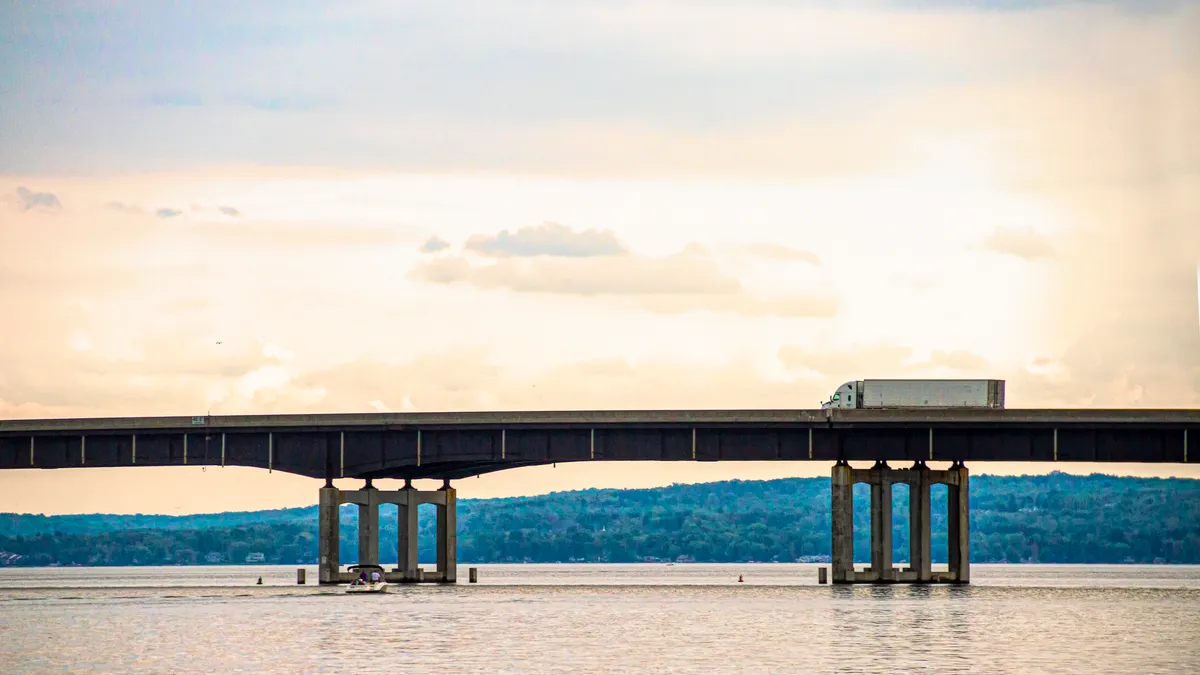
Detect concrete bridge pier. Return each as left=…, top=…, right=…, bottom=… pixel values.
left=830, top=461, right=970, bottom=584
left=318, top=483, right=340, bottom=584
left=317, top=480, right=458, bottom=585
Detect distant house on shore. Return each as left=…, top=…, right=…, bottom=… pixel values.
left=244, top=552, right=265, bottom=563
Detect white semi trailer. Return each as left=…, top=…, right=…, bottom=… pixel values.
left=821, top=379, right=1005, bottom=410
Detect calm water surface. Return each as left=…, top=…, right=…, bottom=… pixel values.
left=2, top=564, right=1199, bottom=674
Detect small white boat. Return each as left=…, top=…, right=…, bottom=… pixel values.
left=347, top=580, right=389, bottom=594
left=345, top=564, right=389, bottom=594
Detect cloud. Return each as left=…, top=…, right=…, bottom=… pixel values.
left=741, top=243, right=820, bottom=264
left=412, top=247, right=731, bottom=295
left=110, top=202, right=240, bottom=218
left=980, top=226, right=1056, bottom=260
left=409, top=244, right=837, bottom=318
left=464, top=222, right=626, bottom=258
left=420, top=236, right=450, bottom=253
left=105, top=201, right=145, bottom=215
left=15, top=186, right=61, bottom=211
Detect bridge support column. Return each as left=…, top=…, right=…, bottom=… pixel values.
left=907, top=463, right=932, bottom=582
left=318, top=485, right=341, bottom=585
left=869, top=462, right=894, bottom=582
left=947, top=463, right=970, bottom=583
left=830, top=462, right=854, bottom=583
left=397, top=484, right=420, bottom=582
left=357, top=481, right=379, bottom=567
left=437, top=481, right=457, bottom=583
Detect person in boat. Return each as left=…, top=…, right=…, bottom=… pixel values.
left=369, top=569, right=382, bottom=583
left=357, top=570, right=368, bottom=585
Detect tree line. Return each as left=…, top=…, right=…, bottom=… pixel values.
left=2, top=473, right=1198, bottom=566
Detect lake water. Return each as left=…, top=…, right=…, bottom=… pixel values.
left=2, top=564, right=1199, bottom=674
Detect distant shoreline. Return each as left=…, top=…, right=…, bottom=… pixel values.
left=3, top=475, right=1198, bottom=567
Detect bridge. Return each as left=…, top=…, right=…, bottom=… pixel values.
left=2, top=408, right=1196, bottom=585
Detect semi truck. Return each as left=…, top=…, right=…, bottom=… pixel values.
left=821, top=379, right=1005, bottom=410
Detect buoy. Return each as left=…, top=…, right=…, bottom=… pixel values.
left=738, top=575, right=744, bottom=583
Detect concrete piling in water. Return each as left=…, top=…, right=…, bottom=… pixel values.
left=830, top=460, right=970, bottom=584
left=469, top=567, right=478, bottom=583
left=321, top=480, right=458, bottom=585
left=818, top=567, right=827, bottom=584
left=297, top=568, right=306, bottom=584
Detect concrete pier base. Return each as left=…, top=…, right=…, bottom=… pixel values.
left=830, top=461, right=970, bottom=584
left=317, top=481, right=459, bottom=585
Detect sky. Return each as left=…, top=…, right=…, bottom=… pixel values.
left=1, top=0, right=1198, bottom=515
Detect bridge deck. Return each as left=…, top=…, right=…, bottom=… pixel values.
left=3, top=407, right=1200, bottom=432
left=1, top=408, right=1196, bottom=479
